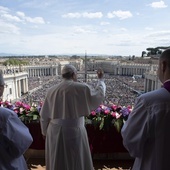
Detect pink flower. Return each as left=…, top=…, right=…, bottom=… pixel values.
left=104, top=109, right=110, bottom=115
left=111, top=111, right=121, bottom=119
left=127, top=105, right=132, bottom=109
left=23, top=104, right=31, bottom=110
left=15, top=101, right=22, bottom=107
left=111, top=104, right=118, bottom=110
left=91, top=111, right=96, bottom=116
left=13, top=107, right=19, bottom=114
left=111, top=112, right=116, bottom=118
left=4, top=101, right=10, bottom=105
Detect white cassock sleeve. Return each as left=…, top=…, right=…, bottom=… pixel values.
left=0, top=112, right=33, bottom=159
left=121, top=96, right=149, bottom=157
left=86, top=79, right=106, bottom=110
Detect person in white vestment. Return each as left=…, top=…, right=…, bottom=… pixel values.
left=0, top=70, right=33, bottom=170
left=40, top=64, right=106, bottom=170
left=121, top=48, right=170, bottom=170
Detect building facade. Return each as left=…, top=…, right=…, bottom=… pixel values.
left=1, top=58, right=161, bottom=101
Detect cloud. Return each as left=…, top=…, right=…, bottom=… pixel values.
left=107, top=12, right=115, bottom=19
left=0, top=6, right=45, bottom=24
left=16, top=11, right=45, bottom=24
left=1, top=14, right=22, bottom=22
left=62, top=12, right=103, bottom=19
left=0, top=21, right=20, bottom=34
left=74, top=27, right=90, bottom=34
left=107, top=10, right=132, bottom=20
left=146, top=30, right=170, bottom=37
left=0, top=6, right=10, bottom=14
left=100, top=22, right=110, bottom=26
left=145, top=27, right=153, bottom=31
left=148, top=1, right=167, bottom=8
left=83, top=12, right=103, bottom=19
left=120, top=28, right=127, bottom=31
left=25, top=16, right=45, bottom=24
left=16, top=11, right=25, bottom=18
left=62, top=12, right=81, bottom=18
left=73, top=26, right=97, bottom=34
left=144, top=31, right=170, bottom=47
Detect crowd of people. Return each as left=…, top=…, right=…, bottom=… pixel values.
left=22, top=73, right=144, bottom=108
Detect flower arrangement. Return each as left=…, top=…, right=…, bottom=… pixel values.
left=0, top=100, right=132, bottom=132
left=86, top=104, right=132, bottom=132
left=0, top=100, right=42, bottom=123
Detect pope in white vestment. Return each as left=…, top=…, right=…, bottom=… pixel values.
left=40, top=65, right=106, bottom=170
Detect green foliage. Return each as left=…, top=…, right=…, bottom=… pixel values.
left=113, top=118, right=124, bottom=133
left=3, top=58, right=29, bottom=66
left=99, top=117, right=105, bottom=130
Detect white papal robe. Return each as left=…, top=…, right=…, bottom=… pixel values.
left=121, top=87, right=170, bottom=170
left=0, top=107, right=33, bottom=170
left=40, top=79, right=106, bottom=170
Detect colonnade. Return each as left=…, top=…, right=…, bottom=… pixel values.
left=1, top=65, right=58, bottom=101
left=3, top=72, right=28, bottom=101
left=113, top=64, right=152, bottom=77
left=24, top=65, right=58, bottom=77
left=119, top=67, right=146, bottom=76
left=144, top=72, right=162, bottom=92
left=86, top=61, right=154, bottom=77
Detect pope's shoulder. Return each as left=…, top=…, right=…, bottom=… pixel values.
left=51, top=80, right=89, bottom=89
left=46, top=80, right=90, bottom=94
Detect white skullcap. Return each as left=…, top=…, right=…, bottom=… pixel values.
left=61, top=64, right=77, bottom=75
left=0, top=70, right=5, bottom=86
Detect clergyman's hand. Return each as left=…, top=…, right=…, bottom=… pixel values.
left=97, top=68, right=104, bottom=79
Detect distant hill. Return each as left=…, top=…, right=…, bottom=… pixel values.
left=0, top=53, right=19, bottom=57
left=0, top=52, right=121, bottom=58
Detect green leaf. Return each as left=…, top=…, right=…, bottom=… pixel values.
left=19, top=116, right=25, bottom=121
left=114, top=119, right=123, bottom=133
left=97, top=116, right=101, bottom=121
left=33, top=115, right=38, bottom=120
left=27, top=113, right=33, bottom=116
left=99, top=117, right=104, bottom=130
left=92, top=118, right=98, bottom=127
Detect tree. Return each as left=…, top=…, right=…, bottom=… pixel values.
left=141, top=51, right=146, bottom=58
left=3, top=58, right=29, bottom=66
left=146, top=46, right=170, bottom=57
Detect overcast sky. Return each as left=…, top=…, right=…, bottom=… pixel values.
left=0, top=0, right=170, bottom=56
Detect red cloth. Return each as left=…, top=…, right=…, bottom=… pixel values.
left=26, top=123, right=127, bottom=153
left=86, top=124, right=127, bottom=154
left=26, top=123, right=45, bottom=150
